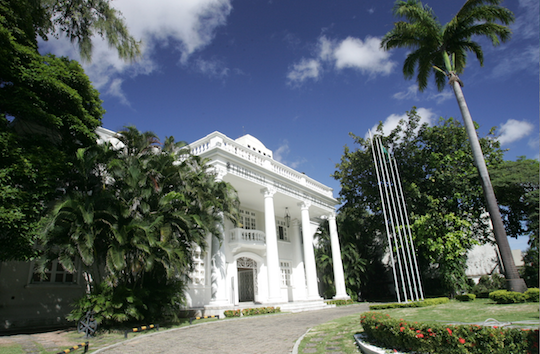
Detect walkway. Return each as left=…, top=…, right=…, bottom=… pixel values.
left=95, top=303, right=370, bottom=354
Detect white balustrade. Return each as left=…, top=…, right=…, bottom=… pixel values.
left=189, top=133, right=334, bottom=198
left=229, top=228, right=266, bottom=248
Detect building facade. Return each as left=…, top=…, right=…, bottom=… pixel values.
left=184, top=132, right=349, bottom=315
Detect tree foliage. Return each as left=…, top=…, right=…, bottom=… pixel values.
left=333, top=108, right=505, bottom=297
left=40, top=127, right=240, bottom=324
left=381, top=0, right=514, bottom=91
left=0, top=0, right=105, bottom=260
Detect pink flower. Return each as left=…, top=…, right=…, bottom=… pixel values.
left=416, top=334, right=424, bottom=338
left=458, top=338, right=465, bottom=344
left=446, top=328, right=453, bottom=336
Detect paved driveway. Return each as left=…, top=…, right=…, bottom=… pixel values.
left=95, top=303, right=370, bottom=354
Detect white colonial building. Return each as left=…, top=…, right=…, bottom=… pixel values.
left=184, top=132, right=349, bottom=315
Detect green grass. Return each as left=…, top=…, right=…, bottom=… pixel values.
left=297, top=300, right=539, bottom=354
left=0, top=345, right=24, bottom=354
left=380, top=298, right=539, bottom=324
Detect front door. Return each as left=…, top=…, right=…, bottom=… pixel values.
left=238, top=268, right=254, bottom=302
left=237, top=257, right=257, bottom=302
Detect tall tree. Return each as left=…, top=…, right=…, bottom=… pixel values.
left=381, top=0, right=526, bottom=291
left=40, top=127, right=240, bottom=324
left=333, top=109, right=505, bottom=297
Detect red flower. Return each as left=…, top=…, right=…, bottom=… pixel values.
left=416, top=334, right=424, bottom=338
left=427, top=328, right=432, bottom=333
left=493, top=326, right=498, bottom=329
left=446, top=328, right=453, bottom=336
left=400, top=327, right=405, bottom=332
left=458, top=338, right=465, bottom=344
left=416, top=330, right=421, bottom=333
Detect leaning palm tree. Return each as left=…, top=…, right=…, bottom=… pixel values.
left=381, top=0, right=527, bottom=292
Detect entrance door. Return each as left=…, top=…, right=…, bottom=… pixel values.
left=238, top=268, right=254, bottom=302
left=237, top=257, right=257, bottom=302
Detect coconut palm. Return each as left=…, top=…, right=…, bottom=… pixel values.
left=381, top=0, right=526, bottom=291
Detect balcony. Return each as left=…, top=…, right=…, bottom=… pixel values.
left=229, top=228, right=266, bottom=253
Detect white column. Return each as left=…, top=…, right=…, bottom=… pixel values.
left=208, top=168, right=228, bottom=305
left=328, top=213, right=349, bottom=300
left=209, top=222, right=228, bottom=305
left=291, top=219, right=307, bottom=301
left=261, top=187, right=282, bottom=302
left=299, top=202, right=321, bottom=300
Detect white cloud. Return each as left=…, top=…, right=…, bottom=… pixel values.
left=393, top=85, right=453, bottom=104
left=333, top=36, right=394, bottom=74
left=286, top=35, right=395, bottom=85
left=497, top=119, right=534, bottom=145
left=194, top=58, right=229, bottom=78
left=39, top=0, right=232, bottom=103
left=365, top=107, right=436, bottom=140
left=106, top=78, right=130, bottom=106
left=273, top=142, right=290, bottom=164
left=286, top=59, right=321, bottom=84
left=393, top=85, right=418, bottom=100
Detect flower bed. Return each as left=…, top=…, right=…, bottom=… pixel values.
left=369, top=297, right=449, bottom=311
left=360, top=311, right=539, bottom=354
left=223, top=306, right=280, bottom=318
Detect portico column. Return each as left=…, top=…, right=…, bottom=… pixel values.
left=261, top=187, right=282, bottom=302
left=209, top=168, right=228, bottom=305
left=299, top=202, right=321, bottom=300
left=328, top=213, right=349, bottom=300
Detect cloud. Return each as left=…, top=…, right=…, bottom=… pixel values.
left=194, top=58, right=229, bottom=78
left=393, top=85, right=453, bottom=104
left=39, top=0, right=232, bottom=103
left=286, top=35, right=395, bottom=86
left=333, top=37, right=394, bottom=74
left=497, top=119, right=534, bottom=145
left=365, top=107, right=436, bottom=139
left=273, top=141, right=306, bottom=169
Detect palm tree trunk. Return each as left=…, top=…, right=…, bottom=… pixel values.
left=449, top=73, right=527, bottom=292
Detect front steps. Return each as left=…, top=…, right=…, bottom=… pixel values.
left=203, top=300, right=335, bottom=317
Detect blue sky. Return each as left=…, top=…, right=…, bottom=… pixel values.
left=41, top=0, right=538, bottom=250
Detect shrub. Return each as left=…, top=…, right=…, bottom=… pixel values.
left=369, top=297, right=449, bottom=310
left=525, top=288, right=540, bottom=302
left=472, top=274, right=505, bottom=298
left=325, top=299, right=355, bottom=306
left=241, top=306, right=280, bottom=316
left=223, top=310, right=241, bottom=317
left=489, top=290, right=526, bottom=304
left=455, top=294, right=476, bottom=302
left=360, top=311, right=539, bottom=354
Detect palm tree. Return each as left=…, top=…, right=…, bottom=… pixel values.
left=381, top=0, right=526, bottom=292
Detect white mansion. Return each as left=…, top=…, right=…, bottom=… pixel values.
left=184, top=131, right=349, bottom=315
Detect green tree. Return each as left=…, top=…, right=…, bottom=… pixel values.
left=40, top=127, right=240, bottom=324
left=333, top=109, right=505, bottom=297
left=381, top=0, right=526, bottom=291
left=0, top=0, right=105, bottom=260
left=490, top=157, right=539, bottom=288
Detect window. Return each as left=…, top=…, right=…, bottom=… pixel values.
left=240, top=209, right=257, bottom=230
left=276, top=220, right=288, bottom=241
left=190, top=250, right=205, bottom=285
left=280, top=261, right=292, bottom=286
left=32, top=260, right=76, bottom=284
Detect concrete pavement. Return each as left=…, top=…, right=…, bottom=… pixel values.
left=94, top=303, right=370, bottom=354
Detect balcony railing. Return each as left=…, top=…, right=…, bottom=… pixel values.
left=189, top=132, right=334, bottom=198
left=229, top=228, right=266, bottom=252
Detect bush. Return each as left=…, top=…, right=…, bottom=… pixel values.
left=223, top=310, right=241, bottom=317
left=360, top=311, right=539, bottom=354
left=525, top=288, right=540, bottom=302
left=455, top=294, right=476, bottom=302
left=369, top=297, right=449, bottom=310
left=472, top=274, right=505, bottom=298
left=240, top=307, right=281, bottom=316
left=489, top=290, right=526, bottom=304
left=325, top=299, right=355, bottom=306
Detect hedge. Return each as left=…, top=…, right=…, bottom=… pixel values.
left=456, top=294, right=476, bottom=302
left=360, top=311, right=539, bottom=354
left=369, top=297, right=449, bottom=310
left=325, top=299, right=356, bottom=306
left=223, top=307, right=281, bottom=318
left=489, top=288, right=539, bottom=304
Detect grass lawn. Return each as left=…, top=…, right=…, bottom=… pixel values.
left=296, top=300, right=539, bottom=354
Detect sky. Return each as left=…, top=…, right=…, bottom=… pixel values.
left=40, top=0, right=538, bottom=250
